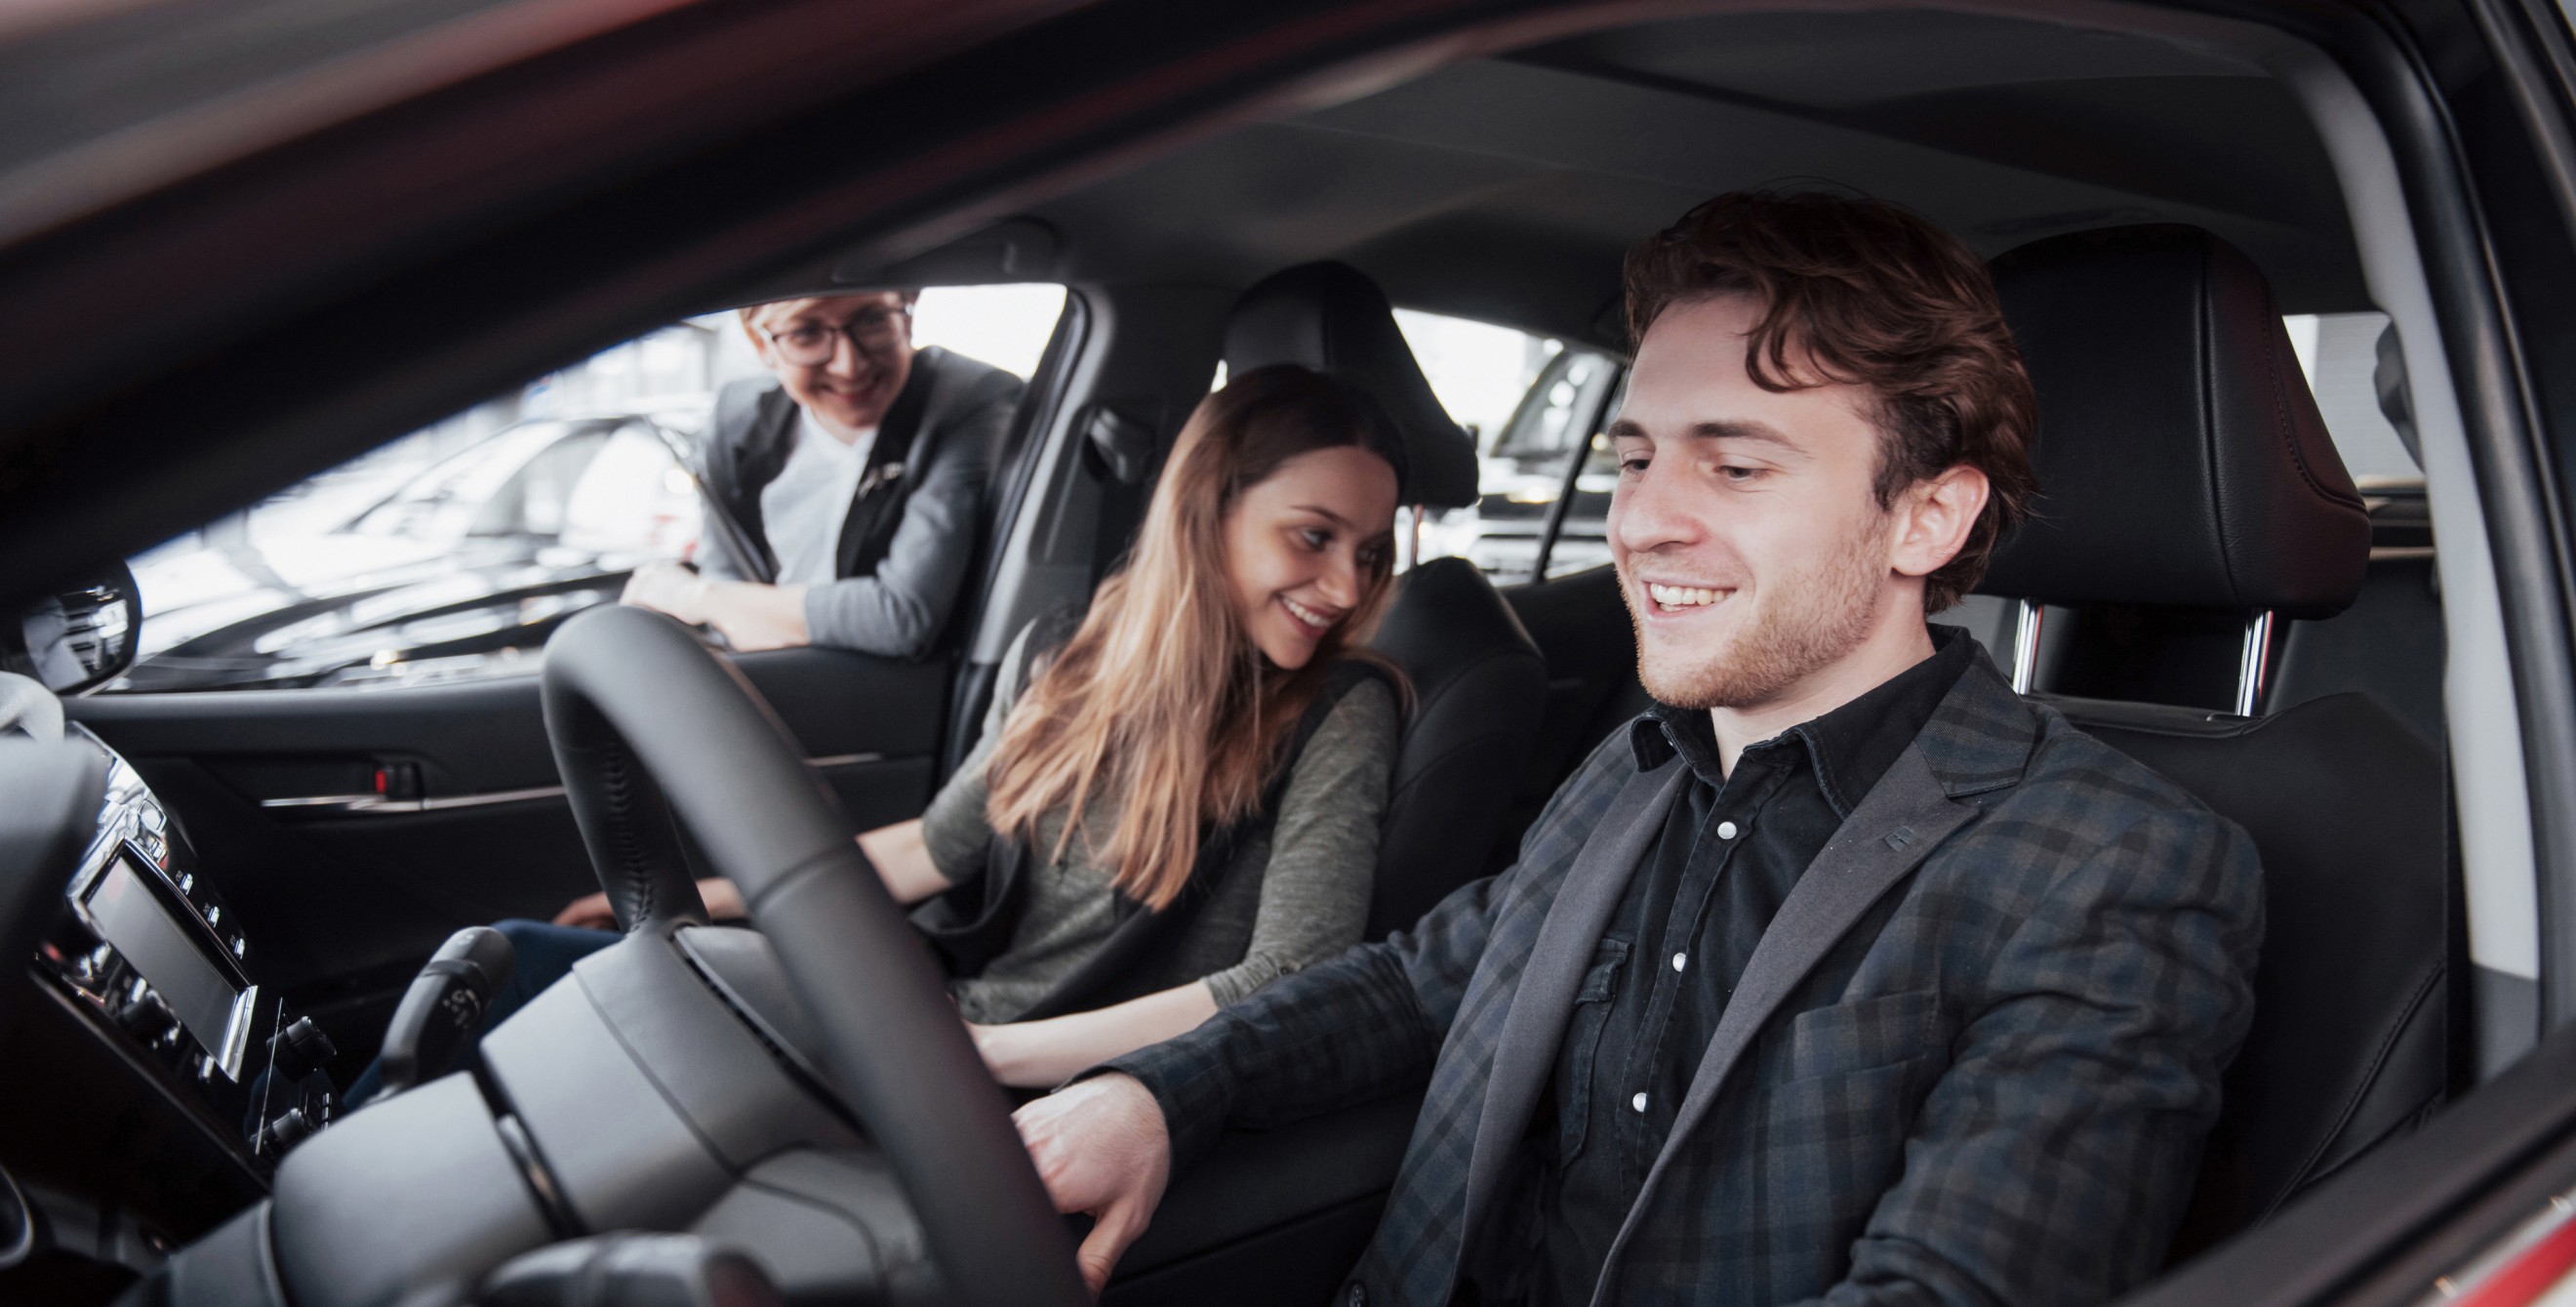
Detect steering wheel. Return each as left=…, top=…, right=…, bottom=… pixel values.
left=540, top=604, right=1088, bottom=1307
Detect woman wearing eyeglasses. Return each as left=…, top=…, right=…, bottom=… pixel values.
left=621, top=291, right=1022, bottom=658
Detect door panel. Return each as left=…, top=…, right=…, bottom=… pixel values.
left=65, top=645, right=951, bottom=990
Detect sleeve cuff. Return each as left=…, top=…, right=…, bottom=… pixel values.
left=1093, top=1026, right=1239, bottom=1173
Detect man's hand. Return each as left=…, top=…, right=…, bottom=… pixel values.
left=621, top=561, right=712, bottom=624
left=697, top=580, right=811, bottom=652
left=625, top=569, right=813, bottom=653
left=1013, top=1074, right=1173, bottom=1294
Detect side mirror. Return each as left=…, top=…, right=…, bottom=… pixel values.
left=4, top=564, right=141, bottom=696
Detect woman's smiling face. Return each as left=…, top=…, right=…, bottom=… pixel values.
left=1221, top=445, right=1401, bottom=670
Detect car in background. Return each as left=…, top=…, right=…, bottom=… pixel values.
left=122, top=412, right=702, bottom=691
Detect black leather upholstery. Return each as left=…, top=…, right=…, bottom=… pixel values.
left=1981, top=225, right=2370, bottom=618
left=2044, top=692, right=2450, bottom=1256
left=1225, top=262, right=1481, bottom=509
left=1987, top=225, right=2452, bottom=1257
left=1362, top=557, right=1548, bottom=939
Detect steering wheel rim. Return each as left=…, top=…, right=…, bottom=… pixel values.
left=540, top=604, right=1089, bottom=1307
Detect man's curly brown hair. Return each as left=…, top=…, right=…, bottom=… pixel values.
left=1623, top=191, right=2039, bottom=611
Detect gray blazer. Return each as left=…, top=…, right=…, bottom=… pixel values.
left=696, top=346, right=1021, bottom=657
left=1108, top=650, right=2264, bottom=1307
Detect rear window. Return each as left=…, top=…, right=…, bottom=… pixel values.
left=115, top=286, right=1067, bottom=692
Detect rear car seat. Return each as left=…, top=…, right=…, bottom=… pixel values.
left=1223, top=262, right=1549, bottom=939
left=1978, top=225, right=2455, bottom=1257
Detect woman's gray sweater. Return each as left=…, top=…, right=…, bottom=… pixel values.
left=921, top=625, right=1396, bottom=1023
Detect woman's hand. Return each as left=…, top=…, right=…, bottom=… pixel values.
left=550, top=877, right=745, bottom=928
left=551, top=889, right=618, bottom=930
left=966, top=1020, right=1026, bottom=1084
left=957, top=983, right=1219, bottom=1090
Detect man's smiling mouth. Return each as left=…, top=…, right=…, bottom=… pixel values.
left=1645, top=582, right=1733, bottom=612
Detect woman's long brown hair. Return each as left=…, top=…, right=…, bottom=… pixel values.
left=983, top=365, right=1408, bottom=910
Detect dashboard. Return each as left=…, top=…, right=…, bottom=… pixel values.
left=6, top=720, right=335, bottom=1274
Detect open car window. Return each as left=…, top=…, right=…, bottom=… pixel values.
left=1396, top=307, right=1621, bottom=585
left=113, top=284, right=1067, bottom=692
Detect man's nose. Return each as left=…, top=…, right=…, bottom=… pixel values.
left=1612, top=458, right=1699, bottom=555
left=825, top=330, right=865, bottom=376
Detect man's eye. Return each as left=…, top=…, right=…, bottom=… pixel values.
left=1620, top=457, right=1650, bottom=474
left=1299, top=528, right=1331, bottom=551
left=1719, top=465, right=1763, bottom=482
left=785, top=327, right=828, bottom=347
left=854, top=311, right=891, bottom=330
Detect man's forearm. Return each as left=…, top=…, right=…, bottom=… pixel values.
left=1102, top=942, right=1442, bottom=1171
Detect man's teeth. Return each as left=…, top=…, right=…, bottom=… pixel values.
left=1649, top=584, right=1724, bottom=608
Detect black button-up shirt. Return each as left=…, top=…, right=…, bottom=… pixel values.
left=1521, top=626, right=1975, bottom=1306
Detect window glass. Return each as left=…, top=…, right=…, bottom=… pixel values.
left=2281, top=311, right=2420, bottom=483
left=1394, top=308, right=1622, bottom=586
left=1540, top=369, right=1626, bottom=581
left=117, top=285, right=1065, bottom=692
left=1379, top=307, right=2406, bottom=592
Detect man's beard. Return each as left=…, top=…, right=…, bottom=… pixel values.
left=1627, top=517, right=1893, bottom=712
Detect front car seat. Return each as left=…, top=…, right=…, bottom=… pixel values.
left=1979, top=225, right=2452, bottom=1256
left=1225, top=262, right=1547, bottom=937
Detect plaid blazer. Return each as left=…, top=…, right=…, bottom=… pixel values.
left=1108, top=652, right=2263, bottom=1307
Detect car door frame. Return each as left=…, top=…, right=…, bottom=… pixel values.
left=10, top=0, right=2576, bottom=1302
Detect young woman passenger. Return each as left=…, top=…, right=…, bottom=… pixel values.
left=544, top=364, right=1408, bottom=1087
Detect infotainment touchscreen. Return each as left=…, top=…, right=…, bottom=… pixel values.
left=83, top=855, right=254, bottom=1077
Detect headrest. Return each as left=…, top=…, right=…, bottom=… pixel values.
left=1224, top=262, right=1481, bottom=509
left=1977, top=225, right=2369, bottom=618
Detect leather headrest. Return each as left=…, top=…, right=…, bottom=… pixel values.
left=1224, top=262, right=1481, bottom=509
left=1977, top=225, right=2369, bottom=618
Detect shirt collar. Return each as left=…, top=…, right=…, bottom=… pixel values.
left=1629, top=624, right=1977, bottom=818
left=795, top=405, right=877, bottom=464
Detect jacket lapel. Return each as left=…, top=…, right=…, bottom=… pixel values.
left=1455, top=757, right=1684, bottom=1267
left=1587, top=743, right=1979, bottom=1304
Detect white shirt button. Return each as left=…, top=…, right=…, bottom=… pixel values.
left=1716, top=820, right=1740, bottom=839
left=1630, top=1092, right=1649, bottom=1113
left=1671, top=952, right=1688, bottom=972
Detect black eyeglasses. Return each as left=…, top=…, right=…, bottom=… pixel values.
left=762, top=306, right=911, bottom=366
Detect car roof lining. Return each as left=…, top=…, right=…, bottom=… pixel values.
left=807, top=6, right=2367, bottom=346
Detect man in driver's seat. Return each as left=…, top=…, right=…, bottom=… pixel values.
left=1016, top=192, right=2264, bottom=1307
left=621, top=290, right=1022, bottom=656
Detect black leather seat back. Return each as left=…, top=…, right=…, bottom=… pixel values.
left=1985, top=225, right=2452, bottom=1254
left=1362, top=558, right=1546, bottom=938
left=1225, top=261, right=1481, bottom=510
left=2040, top=692, right=2450, bottom=1256
left=1223, top=262, right=1543, bottom=938
left=1981, top=225, right=2370, bottom=617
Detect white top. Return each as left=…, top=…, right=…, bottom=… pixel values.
left=758, top=407, right=878, bottom=587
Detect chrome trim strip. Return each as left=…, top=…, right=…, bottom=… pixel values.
left=2234, top=610, right=2275, bottom=717
left=2009, top=598, right=2044, bottom=695
left=216, top=984, right=259, bottom=1082
left=260, top=753, right=890, bottom=813
left=804, top=752, right=884, bottom=769
left=261, top=785, right=566, bottom=814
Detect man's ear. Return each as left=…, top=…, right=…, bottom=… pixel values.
left=741, top=314, right=780, bottom=371
left=1890, top=465, right=1990, bottom=581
